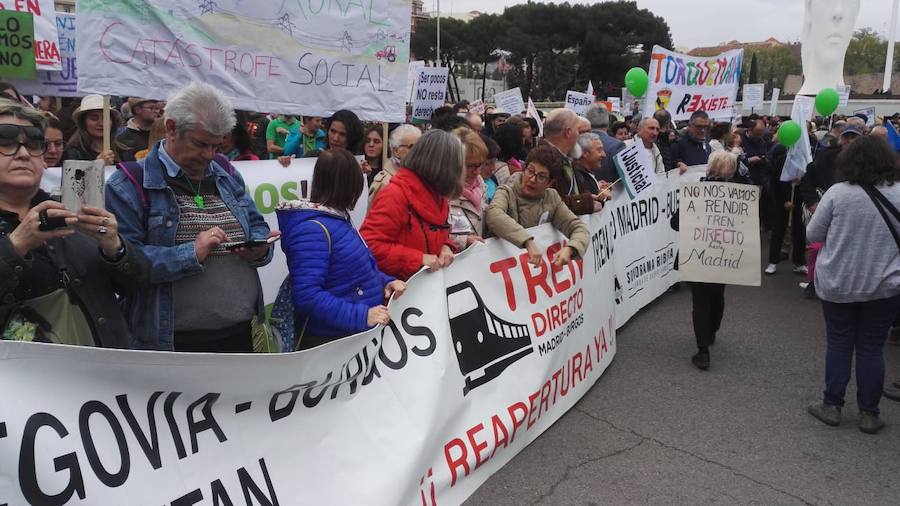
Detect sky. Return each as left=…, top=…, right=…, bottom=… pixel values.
left=427, top=0, right=898, bottom=49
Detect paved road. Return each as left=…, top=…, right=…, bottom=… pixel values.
left=466, top=257, right=900, bottom=505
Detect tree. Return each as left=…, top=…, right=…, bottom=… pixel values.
left=410, top=17, right=469, bottom=101
left=748, top=53, right=758, bottom=84
left=462, top=14, right=508, bottom=101
left=845, top=28, right=888, bottom=75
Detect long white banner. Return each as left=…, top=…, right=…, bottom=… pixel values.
left=14, top=165, right=688, bottom=504
left=75, top=0, right=411, bottom=121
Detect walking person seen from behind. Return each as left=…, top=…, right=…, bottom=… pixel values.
left=806, top=136, right=900, bottom=434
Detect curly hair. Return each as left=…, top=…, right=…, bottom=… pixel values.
left=525, top=145, right=565, bottom=183
left=836, top=135, right=900, bottom=186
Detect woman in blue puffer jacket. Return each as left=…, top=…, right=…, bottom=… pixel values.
left=277, top=148, right=407, bottom=350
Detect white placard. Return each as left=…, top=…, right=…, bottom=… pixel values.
left=769, top=87, right=780, bottom=116
left=406, top=60, right=426, bottom=102
left=837, top=85, right=851, bottom=107
left=412, top=66, right=449, bottom=121
left=613, top=143, right=656, bottom=199
left=678, top=181, right=761, bottom=286
left=564, top=90, right=594, bottom=116
left=853, top=106, right=876, bottom=127
left=609, top=97, right=621, bottom=113
left=76, top=1, right=412, bottom=121
left=742, top=83, right=764, bottom=110
left=493, top=87, right=525, bottom=115
left=468, top=99, right=486, bottom=115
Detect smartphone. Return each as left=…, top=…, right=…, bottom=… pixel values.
left=61, top=160, right=105, bottom=212
left=224, top=236, right=281, bottom=251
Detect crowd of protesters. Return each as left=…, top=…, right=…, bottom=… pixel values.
left=0, top=80, right=898, bottom=434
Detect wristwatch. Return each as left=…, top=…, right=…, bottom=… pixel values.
left=100, top=243, right=126, bottom=262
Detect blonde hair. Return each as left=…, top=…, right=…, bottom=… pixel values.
left=452, top=126, right=488, bottom=161
left=706, top=150, right=738, bottom=179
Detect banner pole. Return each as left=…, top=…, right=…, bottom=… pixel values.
left=102, top=95, right=111, bottom=153
left=382, top=122, right=389, bottom=166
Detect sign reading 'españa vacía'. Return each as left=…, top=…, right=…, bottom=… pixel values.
left=76, top=0, right=411, bottom=121
left=642, top=45, right=743, bottom=122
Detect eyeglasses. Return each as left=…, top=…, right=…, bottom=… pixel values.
left=465, top=160, right=489, bottom=170
left=523, top=166, right=550, bottom=183
left=0, top=124, right=47, bottom=157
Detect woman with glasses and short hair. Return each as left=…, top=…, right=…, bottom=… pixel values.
left=449, top=127, right=490, bottom=251
left=0, top=99, right=149, bottom=347
left=484, top=145, right=590, bottom=267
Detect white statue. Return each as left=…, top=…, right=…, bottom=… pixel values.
left=798, top=0, right=860, bottom=95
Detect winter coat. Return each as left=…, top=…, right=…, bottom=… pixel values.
left=449, top=178, right=488, bottom=251
left=484, top=178, right=590, bottom=258
left=277, top=201, right=394, bottom=341
left=360, top=167, right=453, bottom=280
left=368, top=158, right=399, bottom=207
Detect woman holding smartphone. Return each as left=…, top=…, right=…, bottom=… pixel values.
left=0, top=100, right=149, bottom=347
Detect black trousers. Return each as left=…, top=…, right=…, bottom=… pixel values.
left=768, top=188, right=806, bottom=265
left=690, top=282, right=725, bottom=349
left=174, top=320, right=253, bottom=353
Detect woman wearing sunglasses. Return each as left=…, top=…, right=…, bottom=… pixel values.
left=0, top=100, right=149, bottom=347
left=485, top=145, right=590, bottom=267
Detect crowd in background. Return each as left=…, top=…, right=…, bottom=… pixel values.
left=0, top=79, right=898, bottom=433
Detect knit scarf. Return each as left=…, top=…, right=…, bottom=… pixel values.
left=461, top=178, right=484, bottom=212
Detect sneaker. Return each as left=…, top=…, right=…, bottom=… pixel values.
left=884, top=384, right=900, bottom=402
left=807, top=403, right=841, bottom=426
left=691, top=350, right=710, bottom=371
left=792, top=265, right=809, bottom=275
left=799, top=282, right=809, bottom=289
left=764, top=264, right=777, bottom=275
left=859, top=411, right=885, bottom=434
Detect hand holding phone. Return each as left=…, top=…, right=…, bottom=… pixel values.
left=224, top=235, right=281, bottom=251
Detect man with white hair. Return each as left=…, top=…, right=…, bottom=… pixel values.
left=625, top=117, right=666, bottom=174
left=540, top=109, right=603, bottom=214
left=584, top=103, right=625, bottom=181
left=369, top=123, right=422, bottom=206
left=106, top=83, right=275, bottom=352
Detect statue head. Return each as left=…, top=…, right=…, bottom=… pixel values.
left=799, top=0, right=859, bottom=94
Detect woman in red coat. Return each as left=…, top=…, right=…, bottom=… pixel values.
left=361, top=129, right=464, bottom=280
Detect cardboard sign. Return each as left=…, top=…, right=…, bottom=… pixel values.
left=837, top=85, right=850, bottom=107
left=412, top=66, right=449, bottom=121
left=0, top=11, right=36, bottom=79
left=769, top=87, right=780, bottom=116
left=61, top=159, right=105, bottom=211
left=564, top=90, right=594, bottom=116
left=493, top=87, right=525, bottom=114
left=12, top=13, right=77, bottom=96
left=678, top=181, right=761, bottom=286
left=0, top=0, right=59, bottom=71
left=613, top=143, right=656, bottom=199
left=468, top=99, right=485, bottom=115
left=643, top=45, right=743, bottom=121
left=742, top=83, right=764, bottom=110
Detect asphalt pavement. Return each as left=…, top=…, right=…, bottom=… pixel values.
left=466, top=248, right=900, bottom=505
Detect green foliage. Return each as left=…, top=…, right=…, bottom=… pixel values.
left=845, top=28, right=889, bottom=75
left=410, top=1, right=672, bottom=101
left=740, top=46, right=801, bottom=91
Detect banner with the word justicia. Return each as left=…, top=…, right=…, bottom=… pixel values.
left=642, top=45, right=743, bottom=122
left=3, top=169, right=691, bottom=504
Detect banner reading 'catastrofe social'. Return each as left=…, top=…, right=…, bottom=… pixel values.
left=642, top=45, right=743, bottom=122
left=75, top=0, right=411, bottom=121
left=13, top=165, right=690, bottom=504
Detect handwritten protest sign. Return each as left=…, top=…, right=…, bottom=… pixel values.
left=0, top=10, right=35, bottom=79
left=564, top=90, right=594, bottom=116
left=742, top=83, right=764, bottom=110
left=468, top=99, right=485, bottom=115
left=678, top=181, right=761, bottom=286
left=0, top=0, right=59, bottom=70
left=837, top=85, right=850, bottom=107
left=412, top=66, right=448, bottom=121
left=643, top=45, right=743, bottom=122
left=493, top=87, right=525, bottom=114
left=77, top=0, right=411, bottom=121
left=853, top=106, right=876, bottom=127
left=769, top=87, right=780, bottom=116
left=12, top=13, right=76, bottom=96
left=613, top=143, right=656, bottom=199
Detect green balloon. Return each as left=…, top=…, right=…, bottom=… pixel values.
left=776, top=120, right=802, bottom=147
left=625, top=67, right=649, bottom=98
left=815, top=87, right=840, bottom=116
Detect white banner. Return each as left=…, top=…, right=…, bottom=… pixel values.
left=613, top=143, right=656, bottom=199
left=564, top=90, right=594, bottom=116
left=12, top=13, right=77, bottom=96
left=12, top=165, right=694, bottom=504
left=412, top=66, right=449, bottom=121
left=769, top=87, right=780, bottom=116
left=643, top=45, right=743, bottom=122
left=75, top=0, right=411, bottom=121
left=678, top=181, right=761, bottom=286
left=742, top=83, right=764, bottom=110
left=0, top=0, right=60, bottom=70
left=493, top=87, right=525, bottom=115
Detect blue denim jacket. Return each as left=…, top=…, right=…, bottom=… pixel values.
left=106, top=141, right=272, bottom=350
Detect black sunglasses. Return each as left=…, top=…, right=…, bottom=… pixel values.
left=0, top=124, right=46, bottom=157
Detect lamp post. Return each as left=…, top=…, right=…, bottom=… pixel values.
left=884, top=0, right=899, bottom=93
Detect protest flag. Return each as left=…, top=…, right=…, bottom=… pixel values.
left=885, top=121, right=900, bottom=152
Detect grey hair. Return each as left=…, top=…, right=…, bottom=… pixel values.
left=707, top=150, right=738, bottom=179
left=164, top=83, right=236, bottom=137
left=543, top=108, right=579, bottom=138
left=584, top=103, right=610, bottom=129
left=403, top=129, right=465, bottom=198
left=637, top=116, right=658, bottom=130
left=0, top=98, right=47, bottom=131
left=389, top=123, right=421, bottom=149
left=576, top=132, right=600, bottom=153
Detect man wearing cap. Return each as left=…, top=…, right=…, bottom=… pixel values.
left=117, top=98, right=159, bottom=153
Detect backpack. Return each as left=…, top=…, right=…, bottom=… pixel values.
left=116, top=153, right=235, bottom=211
